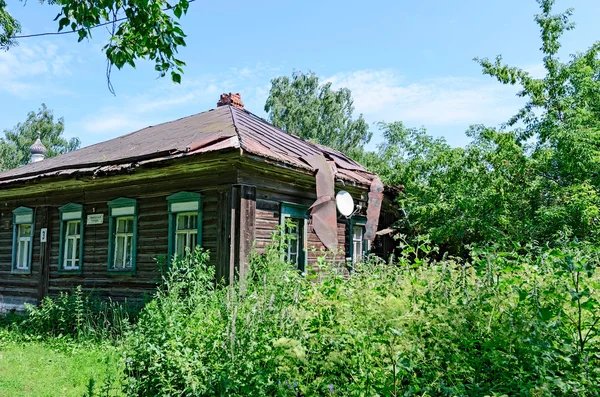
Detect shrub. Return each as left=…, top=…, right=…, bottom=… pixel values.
left=19, top=286, right=138, bottom=342
left=123, top=241, right=600, bottom=396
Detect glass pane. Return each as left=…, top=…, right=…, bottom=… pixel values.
left=67, top=221, right=79, bottom=236
left=74, top=236, right=80, bottom=262
left=18, top=241, right=26, bottom=268
left=126, top=219, right=134, bottom=234
left=19, top=224, right=31, bottom=237
left=125, top=236, right=132, bottom=268
left=22, top=240, right=29, bottom=268
left=117, top=218, right=133, bottom=233
left=116, top=218, right=125, bottom=233
left=189, top=232, right=197, bottom=251
left=115, top=236, right=125, bottom=268
left=177, top=214, right=197, bottom=231
left=67, top=239, right=74, bottom=261
left=176, top=233, right=185, bottom=257
left=353, top=226, right=363, bottom=241
left=354, top=241, right=362, bottom=261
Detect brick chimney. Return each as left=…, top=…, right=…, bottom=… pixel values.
left=217, top=92, right=244, bottom=109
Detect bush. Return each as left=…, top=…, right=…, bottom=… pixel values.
left=123, top=241, right=600, bottom=396
left=19, top=286, right=137, bottom=342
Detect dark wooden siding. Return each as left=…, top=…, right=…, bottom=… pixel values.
left=242, top=158, right=370, bottom=275
left=0, top=208, right=42, bottom=305
left=0, top=157, right=236, bottom=304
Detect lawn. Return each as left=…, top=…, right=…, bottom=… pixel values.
left=0, top=340, right=122, bottom=397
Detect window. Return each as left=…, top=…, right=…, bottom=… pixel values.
left=12, top=207, right=34, bottom=274
left=114, top=217, right=134, bottom=269
left=280, top=203, right=308, bottom=272
left=107, top=198, right=138, bottom=272
left=175, top=213, right=198, bottom=257
left=58, top=203, right=84, bottom=273
left=167, top=192, right=203, bottom=259
left=349, top=217, right=369, bottom=264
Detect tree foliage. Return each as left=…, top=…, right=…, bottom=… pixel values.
left=363, top=0, right=600, bottom=255
left=0, top=0, right=190, bottom=84
left=0, top=104, right=80, bottom=171
left=0, top=0, right=19, bottom=49
left=265, top=71, right=372, bottom=155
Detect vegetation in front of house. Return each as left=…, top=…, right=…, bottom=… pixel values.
left=1, top=234, right=599, bottom=396
left=120, top=241, right=600, bottom=396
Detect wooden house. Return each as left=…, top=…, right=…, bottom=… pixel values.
left=0, top=93, right=396, bottom=310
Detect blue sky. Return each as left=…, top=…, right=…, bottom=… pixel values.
left=1, top=0, right=599, bottom=150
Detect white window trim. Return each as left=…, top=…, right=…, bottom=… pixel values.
left=113, top=216, right=134, bottom=270
left=16, top=225, right=31, bottom=270
left=174, top=212, right=198, bottom=257
left=62, top=220, right=81, bottom=270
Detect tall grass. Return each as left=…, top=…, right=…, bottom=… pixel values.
left=14, top=286, right=138, bottom=343
left=122, top=239, right=600, bottom=396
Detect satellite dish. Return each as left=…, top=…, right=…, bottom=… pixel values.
left=336, top=190, right=355, bottom=217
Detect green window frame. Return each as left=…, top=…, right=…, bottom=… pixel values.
left=280, top=203, right=309, bottom=272
left=349, top=216, right=369, bottom=264
left=107, top=198, right=138, bottom=273
left=58, top=203, right=85, bottom=274
left=11, top=207, right=34, bottom=274
left=167, top=192, right=203, bottom=259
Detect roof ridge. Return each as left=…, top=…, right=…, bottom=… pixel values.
left=231, top=106, right=327, bottom=153
left=228, top=104, right=244, bottom=150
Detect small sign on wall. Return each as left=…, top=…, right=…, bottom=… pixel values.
left=87, top=214, right=104, bottom=225
left=40, top=228, right=48, bottom=243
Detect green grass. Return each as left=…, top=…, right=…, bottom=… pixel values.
left=0, top=340, right=122, bottom=397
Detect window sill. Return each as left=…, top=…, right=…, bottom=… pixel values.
left=59, top=268, right=83, bottom=275
left=107, top=268, right=136, bottom=275
left=11, top=268, right=31, bottom=275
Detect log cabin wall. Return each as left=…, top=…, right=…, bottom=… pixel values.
left=0, top=152, right=394, bottom=306
left=0, top=152, right=238, bottom=305
left=238, top=159, right=370, bottom=275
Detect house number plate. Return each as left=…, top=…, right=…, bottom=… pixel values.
left=40, top=228, right=48, bottom=243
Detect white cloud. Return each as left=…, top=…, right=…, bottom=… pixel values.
left=0, top=41, right=75, bottom=98
left=325, top=70, right=525, bottom=129
left=72, top=66, right=529, bottom=147
left=74, top=66, right=275, bottom=142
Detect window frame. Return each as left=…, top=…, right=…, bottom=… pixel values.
left=167, top=192, right=203, bottom=260
left=11, top=206, right=35, bottom=274
left=280, top=203, right=309, bottom=272
left=58, top=203, right=85, bottom=274
left=349, top=216, right=369, bottom=264
left=107, top=198, right=138, bottom=274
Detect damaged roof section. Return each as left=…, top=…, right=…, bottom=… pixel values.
left=0, top=104, right=377, bottom=187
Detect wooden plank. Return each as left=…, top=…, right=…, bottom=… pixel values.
left=232, top=185, right=256, bottom=284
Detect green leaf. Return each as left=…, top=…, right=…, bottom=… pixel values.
left=171, top=72, right=181, bottom=84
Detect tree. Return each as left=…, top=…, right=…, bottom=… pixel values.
left=475, top=0, right=600, bottom=243
left=366, top=0, right=600, bottom=256
left=0, top=0, right=190, bottom=87
left=367, top=122, right=536, bottom=255
left=0, top=104, right=80, bottom=171
left=264, top=71, right=372, bottom=155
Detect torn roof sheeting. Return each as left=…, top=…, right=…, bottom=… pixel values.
left=302, top=154, right=338, bottom=250
left=364, top=177, right=384, bottom=242
left=0, top=104, right=378, bottom=187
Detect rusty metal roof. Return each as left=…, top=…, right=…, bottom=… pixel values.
left=0, top=105, right=377, bottom=187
